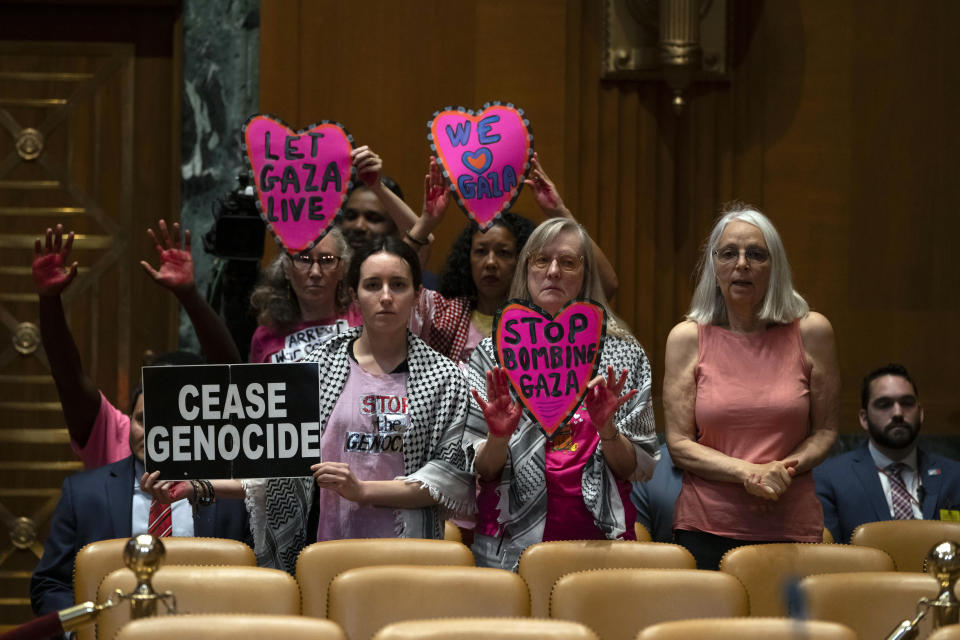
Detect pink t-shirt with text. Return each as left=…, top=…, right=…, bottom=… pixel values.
left=315, top=357, right=409, bottom=542
left=249, top=307, right=362, bottom=363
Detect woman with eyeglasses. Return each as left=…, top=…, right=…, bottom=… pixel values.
left=370, top=152, right=619, bottom=367
left=663, top=203, right=840, bottom=569
left=248, top=214, right=362, bottom=364
left=464, top=217, right=659, bottom=569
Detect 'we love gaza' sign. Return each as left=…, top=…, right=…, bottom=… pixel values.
left=428, top=102, right=533, bottom=230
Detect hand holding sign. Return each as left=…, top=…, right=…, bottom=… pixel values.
left=352, top=145, right=382, bottom=188
left=494, top=299, right=606, bottom=438
left=471, top=368, right=523, bottom=439
left=312, top=461, right=365, bottom=503
left=140, top=219, right=194, bottom=296
left=585, top=366, right=637, bottom=435
left=428, top=102, right=533, bottom=230
left=243, top=115, right=353, bottom=256
left=140, top=470, right=191, bottom=505
left=524, top=152, right=565, bottom=214
left=33, top=224, right=78, bottom=296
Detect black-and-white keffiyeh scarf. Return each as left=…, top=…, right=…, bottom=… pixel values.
left=464, top=334, right=660, bottom=570
left=254, top=328, right=475, bottom=574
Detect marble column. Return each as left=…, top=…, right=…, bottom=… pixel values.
left=178, top=0, right=259, bottom=352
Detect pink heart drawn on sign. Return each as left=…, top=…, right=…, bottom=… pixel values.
left=428, top=103, right=533, bottom=230
left=243, top=115, right=353, bottom=255
left=494, top=299, right=607, bottom=439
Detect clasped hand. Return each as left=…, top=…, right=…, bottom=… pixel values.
left=743, top=459, right=798, bottom=501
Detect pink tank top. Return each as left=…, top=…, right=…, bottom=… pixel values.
left=672, top=321, right=823, bottom=542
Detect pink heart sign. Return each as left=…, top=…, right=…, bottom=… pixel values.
left=493, top=299, right=607, bottom=439
left=243, top=114, right=353, bottom=255
left=428, top=102, right=533, bottom=230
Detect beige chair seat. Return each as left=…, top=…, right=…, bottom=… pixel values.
left=636, top=617, right=857, bottom=640
left=115, top=614, right=344, bottom=640
left=372, top=617, right=599, bottom=640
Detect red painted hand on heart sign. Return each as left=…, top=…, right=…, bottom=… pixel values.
left=428, top=102, right=533, bottom=231
left=243, top=115, right=353, bottom=256
left=493, top=299, right=607, bottom=438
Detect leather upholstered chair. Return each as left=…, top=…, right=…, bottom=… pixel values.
left=295, top=538, right=474, bottom=618
left=799, top=571, right=939, bottom=639
left=549, top=568, right=747, bottom=640
left=74, top=537, right=254, bottom=640
left=96, top=565, right=299, bottom=640
left=518, top=541, right=695, bottom=617
left=634, top=523, right=653, bottom=542
left=718, top=543, right=895, bottom=616
left=327, top=565, right=529, bottom=640
left=930, top=625, right=960, bottom=639
left=850, top=520, right=960, bottom=571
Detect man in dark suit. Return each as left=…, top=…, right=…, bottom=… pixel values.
left=814, top=363, right=960, bottom=543
left=29, top=385, right=250, bottom=616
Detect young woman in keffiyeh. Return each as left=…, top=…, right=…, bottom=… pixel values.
left=142, top=237, right=476, bottom=574
left=248, top=236, right=476, bottom=573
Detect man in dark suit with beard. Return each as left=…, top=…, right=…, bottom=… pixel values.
left=814, top=363, right=960, bottom=543
left=29, top=382, right=250, bottom=616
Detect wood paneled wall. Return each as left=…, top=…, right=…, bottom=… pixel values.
left=261, top=0, right=960, bottom=435
left=0, top=2, right=182, bottom=626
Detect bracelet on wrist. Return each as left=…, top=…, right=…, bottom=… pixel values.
left=405, top=231, right=428, bottom=247
left=599, top=430, right=619, bottom=442
left=189, top=479, right=216, bottom=507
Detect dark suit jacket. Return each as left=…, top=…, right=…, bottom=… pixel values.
left=30, top=456, right=250, bottom=615
left=814, top=442, right=960, bottom=543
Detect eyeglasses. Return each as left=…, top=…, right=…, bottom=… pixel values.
left=530, top=253, right=584, bottom=273
left=713, top=245, right=770, bottom=266
left=291, top=253, right=341, bottom=272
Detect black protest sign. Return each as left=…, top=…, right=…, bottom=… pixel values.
left=143, top=362, right=321, bottom=479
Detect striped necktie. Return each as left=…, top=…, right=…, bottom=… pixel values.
left=886, top=462, right=915, bottom=520
left=148, top=497, right=173, bottom=537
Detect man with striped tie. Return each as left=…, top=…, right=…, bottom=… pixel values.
left=29, top=368, right=250, bottom=616
left=814, top=363, right=960, bottom=543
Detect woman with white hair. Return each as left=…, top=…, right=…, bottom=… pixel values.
left=466, top=217, right=659, bottom=570
left=664, top=202, right=840, bottom=569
